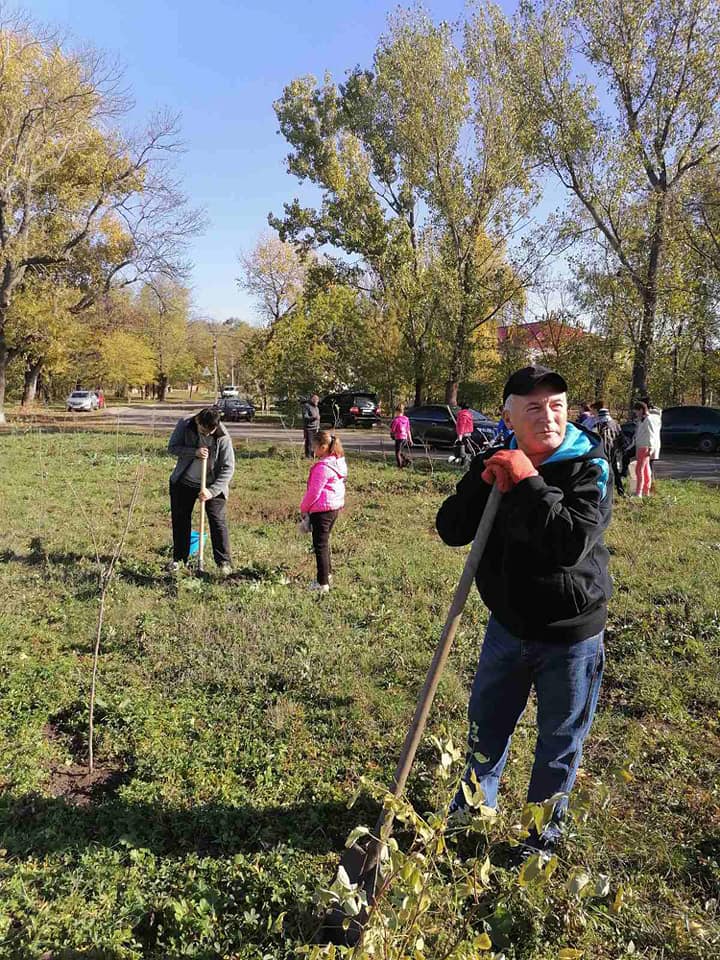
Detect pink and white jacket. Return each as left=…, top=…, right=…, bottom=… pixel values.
left=456, top=408, right=474, bottom=436
left=390, top=414, right=411, bottom=440
left=300, top=455, right=348, bottom=513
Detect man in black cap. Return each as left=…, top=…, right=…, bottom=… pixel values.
left=436, top=366, right=612, bottom=857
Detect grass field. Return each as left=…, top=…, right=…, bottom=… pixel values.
left=0, top=431, right=718, bottom=959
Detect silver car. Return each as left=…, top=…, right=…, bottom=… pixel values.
left=66, top=390, right=99, bottom=412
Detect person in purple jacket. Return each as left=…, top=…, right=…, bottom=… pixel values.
left=299, top=431, right=348, bottom=593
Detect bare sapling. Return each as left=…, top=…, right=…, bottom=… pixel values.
left=79, top=465, right=145, bottom=772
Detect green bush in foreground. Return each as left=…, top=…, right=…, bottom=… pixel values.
left=0, top=431, right=718, bottom=958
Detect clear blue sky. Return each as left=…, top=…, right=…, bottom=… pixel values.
left=31, top=0, right=543, bottom=324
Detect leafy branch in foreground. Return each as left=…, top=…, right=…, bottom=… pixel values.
left=301, top=734, right=635, bottom=960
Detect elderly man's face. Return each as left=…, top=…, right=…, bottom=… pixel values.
left=505, top=387, right=567, bottom=461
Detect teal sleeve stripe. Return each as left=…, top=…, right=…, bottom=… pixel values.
left=590, top=457, right=609, bottom=500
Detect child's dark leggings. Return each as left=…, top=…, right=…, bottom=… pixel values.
left=309, top=510, right=339, bottom=585
left=394, top=438, right=410, bottom=467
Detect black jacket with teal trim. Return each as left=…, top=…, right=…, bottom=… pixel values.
left=436, top=424, right=613, bottom=643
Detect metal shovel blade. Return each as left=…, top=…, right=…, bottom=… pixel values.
left=317, top=837, right=383, bottom=946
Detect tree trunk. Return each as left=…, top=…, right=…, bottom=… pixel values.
left=0, top=347, right=7, bottom=423
left=444, top=380, right=459, bottom=406
left=445, top=316, right=467, bottom=406
left=21, top=358, right=43, bottom=406
left=158, top=373, right=169, bottom=401
left=414, top=375, right=424, bottom=407
left=0, top=334, right=18, bottom=424
left=630, top=196, right=666, bottom=402
left=700, top=330, right=708, bottom=406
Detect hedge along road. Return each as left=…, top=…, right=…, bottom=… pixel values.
left=14, top=401, right=720, bottom=483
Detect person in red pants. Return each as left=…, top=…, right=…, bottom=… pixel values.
left=632, top=401, right=653, bottom=498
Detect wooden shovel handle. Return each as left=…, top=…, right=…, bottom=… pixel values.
left=375, top=482, right=502, bottom=835
left=199, top=457, right=207, bottom=571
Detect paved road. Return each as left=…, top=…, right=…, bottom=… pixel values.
left=21, top=402, right=720, bottom=483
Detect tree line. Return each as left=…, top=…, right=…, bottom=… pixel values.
left=243, top=0, right=720, bottom=412
left=2, top=2, right=720, bottom=419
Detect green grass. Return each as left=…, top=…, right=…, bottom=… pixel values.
left=0, top=431, right=718, bottom=959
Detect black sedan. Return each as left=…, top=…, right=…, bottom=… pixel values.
left=407, top=404, right=497, bottom=448
left=214, top=397, right=256, bottom=422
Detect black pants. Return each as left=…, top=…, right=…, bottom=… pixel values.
left=303, top=424, right=318, bottom=458
left=309, top=510, right=338, bottom=585
left=170, top=481, right=231, bottom=565
left=611, top=456, right=625, bottom=496
left=394, top=438, right=411, bottom=468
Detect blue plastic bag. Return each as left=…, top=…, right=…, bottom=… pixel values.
left=189, top=530, right=208, bottom=557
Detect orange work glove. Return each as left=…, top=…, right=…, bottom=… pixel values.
left=481, top=449, right=538, bottom=493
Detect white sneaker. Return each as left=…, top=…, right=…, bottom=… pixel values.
left=309, top=581, right=330, bottom=593
left=166, top=560, right=182, bottom=574
left=218, top=563, right=233, bottom=577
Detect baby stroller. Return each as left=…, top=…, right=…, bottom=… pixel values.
left=448, top=434, right=486, bottom=467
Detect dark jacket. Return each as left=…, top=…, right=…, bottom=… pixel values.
left=595, top=415, right=625, bottom=470
left=436, top=423, right=612, bottom=643
left=168, top=417, right=235, bottom=499
left=302, top=401, right=320, bottom=428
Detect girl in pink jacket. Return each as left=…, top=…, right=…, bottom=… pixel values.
left=299, top=431, right=348, bottom=592
left=452, top=401, right=474, bottom=464
left=390, top=403, right=413, bottom=468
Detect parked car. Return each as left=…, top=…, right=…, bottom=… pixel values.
left=221, top=385, right=240, bottom=399
left=318, top=391, right=381, bottom=427
left=66, top=390, right=99, bottom=412
left=214, top=397, right=255, bottom=422
left=661, top=405, right=720, bottom=453
left=622, top=405, right=720, bottom=454
left=407, top=404, right=496, bottom=448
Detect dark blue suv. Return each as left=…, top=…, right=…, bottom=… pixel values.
left=622, top=405, right=720, bottom=454
left=661, top=405, right=720, bottom=453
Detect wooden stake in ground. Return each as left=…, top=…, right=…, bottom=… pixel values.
left=198, top=457, right=207, bottom=573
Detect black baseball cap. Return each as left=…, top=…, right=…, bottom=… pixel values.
left=502, top=365, right=568, bottom=403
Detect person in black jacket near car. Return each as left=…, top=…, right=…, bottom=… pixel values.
left=302, top=394, right=320, bottom=458
left=436, top=366, right=612, bottom=856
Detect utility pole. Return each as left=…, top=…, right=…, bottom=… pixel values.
left=212, top=331, right=219, bottom=399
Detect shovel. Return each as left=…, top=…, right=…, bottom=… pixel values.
left=320, top=483, right=502, bottom=945
left=198, top=457, right=207, bottom=573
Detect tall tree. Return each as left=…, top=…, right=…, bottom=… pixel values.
left=0, top=13, right=201, bottom=421
left=136, top=281, right=194, bottom=400
left=238, top=234, right=308, bottom=324
left=270, top=33, right=444, bottom=403
left=507, top=0, right=720, bottom=399
left=375, top=7, right=536, bottom=403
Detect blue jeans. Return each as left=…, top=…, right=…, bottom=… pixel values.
left=454, top=616, right=605, bottom=842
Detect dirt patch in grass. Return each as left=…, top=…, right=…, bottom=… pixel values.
left=43, top=722, right=128, bottom=807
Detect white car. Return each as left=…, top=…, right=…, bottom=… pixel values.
left=67, top=390, right=99, bottom=412
left=221, top=385, right=240, bottom=398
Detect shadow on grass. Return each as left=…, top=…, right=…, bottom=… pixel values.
left=0, top=543, right=292, bottom=592
left=0, top=543, right=175, bottom=591
left=0, top=790, right=379, bottom=860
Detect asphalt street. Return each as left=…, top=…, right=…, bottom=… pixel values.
left=55, top=402, right=720, bottom=484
